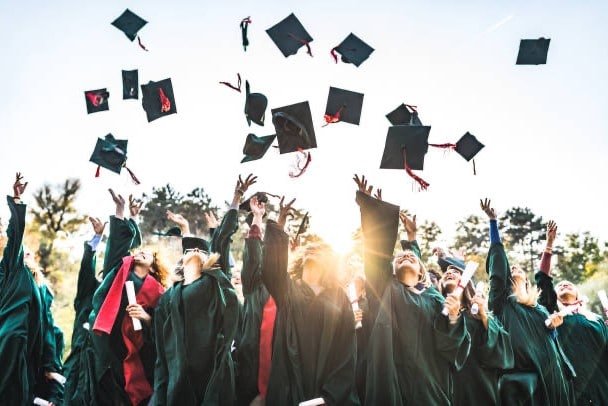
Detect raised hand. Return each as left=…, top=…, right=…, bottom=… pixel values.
left=126, top=303, right=151, bottom=324
left=353, top=174, right=373, bottom=196
left=128, top=194, right=144, bottom=217
left=400, top=211, right=417, bottom=240
left=480, top=198, right=496, bottom=220
left=546, top=220, right=557, bottom=249
left=13, top=172, right=28, bottom=199
left=277, top=196, right=296, bottom=229
left=167, top=210, right=190, bottom=235
left=374, top=188, right=383, bottom=201
left=108, top=189, right=126, bottom=219
left=250, top=195, right=266, bottom=218
left=89, top=216, right=107, bottom=236
left=432, top=246, right=447, bottom=258
left=204, top=211, right=220, bottom=229
left=236, top=173, right=258, bottom=195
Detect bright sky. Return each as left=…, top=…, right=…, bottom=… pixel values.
left=1, top=1, right=607, bottom=253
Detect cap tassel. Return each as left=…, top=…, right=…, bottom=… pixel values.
left=159, top=88, right=171, bottom=112
left=137, top=36, right=149, bottom=52
left=219, top=73, right=242, bottom=92
left=402, top=148, right=430, bottom=191
left=287, top=33, right=313, bottom=57
left=322, top=105, right=345, bottom=127
left=95, top=165, right=101, bottom=178
left=472, top=159, right=477, bottom=176
left=240, top=17, right=252, bottom=51
left=289, top=148, right=312, bottom=178
left=124, top=166, right=141, bottom=185
left=330, top=47, right=339, bottom=63
left=86, top=92, right=105, bottom=107
left=428, top=143, right=456, bottom=150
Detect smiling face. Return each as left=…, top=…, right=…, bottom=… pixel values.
left=393, top=250, right=422, bottom=280
left=133, top=251, right=155, bottom=267
left=182, top=248, right=209, bottom=269
left=440, top=266, right=463, bottom=292
left=556, top=280, right=578, bottom=302
left=510, top=265, right=527, bottom=283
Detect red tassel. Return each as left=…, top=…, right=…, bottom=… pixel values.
left=218, top=73, right=242, bottom=92
left=330, top=47, right=339, bottom=63
left=137, top=36, right=149, bottom=51
left=125, top=167, right=141, bottom=185
left=322, top=105, right=344, bottom=127
left=289, top=148, right=312, bottom=178
left=95, top=165, right=101, bottom=178
left=472, top=159, right=477, bottom=176
left=288, top=33, right=313, bottom=57
left=428, top=143, right=456, bottom=150
left=402, top=149, right=429, bottom=191
left=159, top=89, right=171, bottom=112
left=86, top=92, right=104, bottom=107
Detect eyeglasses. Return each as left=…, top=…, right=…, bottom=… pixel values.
left=183, top=248, right=209, bottom=256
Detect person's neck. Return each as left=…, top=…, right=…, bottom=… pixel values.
left=183, top=264, right=202, bottom=285
left=133, top=265, right=149, bottom=280
left=559, top=295, right=578, bottom=306
left=512, top=279, right=527, bottom=296
left=400, top=270, right=419, bottom=288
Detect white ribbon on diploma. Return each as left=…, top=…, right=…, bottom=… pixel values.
left=125, top=281, right=142, bottom=331
left=347, top=283, right=362, bottom=329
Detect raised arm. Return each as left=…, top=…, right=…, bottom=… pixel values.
left=399, top=212, right=422, bottom=259
left=74, top=217, right=105, bottom=316
left=480, top=198, right=510, bottom=315
left=536, top=220, right=559, bottom=313
left=241, top=195, right=265, bottom=295
left=0, top=173, right=28, bottom=279
left=261, top=197, right=295, bottom=307
left=101, top=189, right=137, bottom=278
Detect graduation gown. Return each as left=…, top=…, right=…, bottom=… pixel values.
left=0, top=196, right=44, bottom=404
left=536, top=271, right=608, bottom=404
left=88, top=216, right=163, bottom=405
left=487, top=242, right=574, bottom=406
left=63, top=241, right=101, bottom=405
left=261, top=221, right=360, bottom=406
left=357, top=192, right=471, bottom=406
left=152, top=269, right=239, bottom=406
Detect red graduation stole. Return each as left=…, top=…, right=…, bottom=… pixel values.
left=258, top=295, right=277, bottom=399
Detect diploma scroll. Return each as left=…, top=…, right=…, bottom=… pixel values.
left=299, top=398, right=326, bottom=406
left=33, top=398, right=50, bottom=406
left=347, top=283, right=362, bottom=329
left=125, top=281, right=142, bottom=331
left=471, top=281, right=485, bottom=315
left=544, top=303, right=581, bottom=327
left=442, top=261, right=478, bottom=316
left=598, top=290, right=608, bottom=317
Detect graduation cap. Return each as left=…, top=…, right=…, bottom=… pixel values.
left=241, top=133, right=276, bottom=163
left=153, top=226, right=182, bottom=237
left=84, top=89, right=109, bottom=114
left=271, top=101, right=317, bottom=154
left=380, top=125, right=431, bottom=190
left=386, top=103, right=423, bottom=126
left=141, top=78, right=177, bottom=122
left=244, top=81, right=268, bottom=126
left=324, top=87, right=364, bottom=126
left=182, top=237, right=210, bottom=254
left=438, top=256, right=466, bottom=273
left=455, top=132, right=484, bottom=162
left=516, top=38, right=550, bottom=65
left=89, top=134, right=140, bottom=184
left=294, top=212, right=309, bottom=241
left=266, top=13, right=313, bottom=57
left=122, top=70, right=139, bottom=99
left=111, top=9, right=149, bottom=50
left=331, top=33, right=374, bottom=67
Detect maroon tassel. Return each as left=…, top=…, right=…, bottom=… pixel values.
left=125, top=167, right=141, bottom=185
left=330, top=47, right=339, bottom=63
left=322, top=105, right=344, bottom=127
left=86, top=92, right=105, bottom=106
left=402, top=149, right=429, bottom=191
left=95, top=165, right=101, bottom=178
left=289, top=148, right=312, bottom=178
left=428, top=143, right=456, bottom=150
left=219, top=73, right=242, bottom=92
left=159, top=89, right=171, bottom=112
left=137, top=36, right=149, bottom=51
left=287, top=33, right=313, bottom=57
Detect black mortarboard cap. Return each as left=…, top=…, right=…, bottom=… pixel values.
left=84, top=88, right=109, bottom=114
left=141, top=78, right=177, bottom=122
left=154, top=226, right=182, bottom=237
left=89, top=134, right=129, bottom=174
left=324, top=87, right=364, bottom=125
left=122, top=70, right=139, bottom=99
left=112, top=9, right=148, bottom=41
left=181, top=237, right=210, bottom=253
left=241, top=133, right=276, bottom=163
left=516, top=38, right=550, bottom=65
left=455, top=132, right=484, bottom=161
left=386, top=104, right=423, bottom=126
left=266, top=13, right=313, bottom=57
left=332, top=33, right=374, bottom=67
left=295, top=212, right=309, bottom=239
left=438, top=256, right=466, bottom=273
left=271, top=101, right=317, bottom=154
left=244, top=81, right=268, bottom=126
left=380, top=125, right=431, bottom=171
left=239, top=191, right=270, bottom=225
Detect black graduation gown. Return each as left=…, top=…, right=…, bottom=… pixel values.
left=357, top=192, right=471, bottom=406
left=0, top=196, right=44, bottom=404
left=63, top=241, right=101, bottom=405
left=152, top=270, right=239, bottom=405
left=236, top=234, right=271, bottom=405
left=261, top=221, right=360, bottom=406
left=536, top=271, right=608, bottom=404
left=487, top=242, right=574, bottom=406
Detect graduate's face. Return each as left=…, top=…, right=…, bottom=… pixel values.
left=133, top=251, right=154, bottom=267
left=556, top=280, right=578, bottom=300
left=510, top=265, right=527, bottom=282
left=440, top=266, right=462, bottom=290
left=393, top=251, right=422, bottom=275
left=183, top=248, right=208, bottom=268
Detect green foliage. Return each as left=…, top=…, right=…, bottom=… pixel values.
left=554, top=232, right=604, bottom=284
left=453, top=214, right=488, bottom=256
left=500, top=207, right=547, bottom=271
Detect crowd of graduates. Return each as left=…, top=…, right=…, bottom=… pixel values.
left=1, top=171, right=607, bottom=406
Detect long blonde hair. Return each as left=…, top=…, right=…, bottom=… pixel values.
left=289, top=242, right=340, bottom=290
left=392, top=250, right=431, bottom=289
left=511, top=278, right=539, bottom=307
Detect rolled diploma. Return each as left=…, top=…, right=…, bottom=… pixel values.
left=299, top=398, right=325, bottom=406
left=48, top=371, right=66, bottom=385
left=347, top=283, right=362, bottom=329
left=471, top=281, right=485, bottom=315
left=442, top=261, right=478, bottom=316
left=125, top=281, right=142, bottom=331
left=33, top=398, right=50, bottom=406
left=544, top=303, right=581, bottom=327
left=598, top=290, right=608, bottom=317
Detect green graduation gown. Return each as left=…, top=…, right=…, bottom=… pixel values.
left=358, top=192, right=471, bottom=406
left=536, top=271, right=608, bottom=404
left=261, top=221, right=360, bottom=406
left=63, top=240, right=101, bottom=405
left=0, top=196, right=44, bottom=404
left=487, top=242, right=574, bottom=405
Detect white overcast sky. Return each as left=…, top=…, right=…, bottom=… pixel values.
left=1, top=0, right=607, bottom=252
